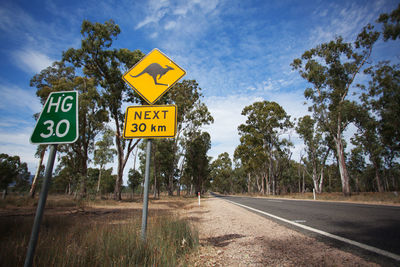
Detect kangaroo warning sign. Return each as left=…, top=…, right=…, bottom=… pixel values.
left=123, top=105, right=177, bottom=139
left=122, top=49, right=186, bottom=105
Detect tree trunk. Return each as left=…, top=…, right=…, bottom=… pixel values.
left=247, top=173, right=251, bottom=193
left=168, top=175, right=174, bottom=196
left=372, top=160, right=383, bottom=192
left=113, top=117, right=125, bottom=201
left=312, top=164, right=319, bottom=194
left=335, top=135, right=351, bottom=196
left=30, top=148, right=46, bottom=198
left=153, top=147, right=158, bottom=199
left=256, top=175, right=261, bottom=192
left=318, top=168, right=324, bottom=194
left=114, top=163, right=123, bottom=200
left=298, top=165, right=301, bottom=193
left=97, top=167, right=103, bottom=193
left=261, top=174, right=265, bottom=195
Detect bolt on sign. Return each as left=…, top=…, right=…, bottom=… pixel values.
left=30, top=91, right=79, bottom=144
left=123, top=105, right=177, bottom=139
left=122, top=48, right=186, bottom=105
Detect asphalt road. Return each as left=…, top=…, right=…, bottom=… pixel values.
left=216, top=194, right=400, bottom=262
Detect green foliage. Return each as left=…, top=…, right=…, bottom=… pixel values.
left=236, top=100, right=293, bottom=195
left=362, top=63, right=400, bottom=157
left=378, top=4, right=400, bottom=41
left=210, top=152, right=233, bottom=194
left=0, top=154, right=31, bottom=193
left=161, top=79, right=214, bottom=195
left=291, top=24, right=380, bottom=196
left=296, top=115, right=331, bottom=193
left=63, top=20, right=144, bottom=200
left=100, top=168, right=116, bottom=194
left=94, top=128, right=116, bottom=168
left=30, top=60, right=109, bottom=198
left=183, top=131, right=211, bottom=193
left=128, top=168, right=142, bottom=193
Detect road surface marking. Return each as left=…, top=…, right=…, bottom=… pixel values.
left=267, top=200, right=283, bottom=203
left=292, top=220, right=306, bottom=223
left=224, top=199, right=400, bottom=262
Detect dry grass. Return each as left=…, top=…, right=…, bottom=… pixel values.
left=0, top=194, right=199, bottom=267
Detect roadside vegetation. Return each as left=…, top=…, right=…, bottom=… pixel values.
left=0, top=195, right=198, bottom=267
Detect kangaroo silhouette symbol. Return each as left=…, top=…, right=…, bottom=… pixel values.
left=130, top=63, right=174, bottom=86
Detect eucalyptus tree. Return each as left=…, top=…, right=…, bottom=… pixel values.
left=127, top=168, right=142, bottom=194
left=351, top=104, right=384, bottom=192
left=161, top=80, right=214, bottom=195
left=94, top=128, right=117, bottom=193
left=0, top=154, right=30, bottom=198
left=296, top=115, right=331, bottom=193
left=357, top=63, right=400, bottom=191
left=237, top=101, right=292, bottom=195
left=63, top=20, right=144, bottom=200
left=234, top=132, right=267, bottom=193
left=210, top=152, right=233, bottom=194
left=183, top=131, right=211, bottom=194
left=31, top=61, right=108, bottom=197
left=378, top=3, right=400, bottom=41
left=348, top=146, right=366, bottom=193
left=291, top=25, right=380, bottom=196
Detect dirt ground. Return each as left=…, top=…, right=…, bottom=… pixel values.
left=0, top=195, right=384, bottom=266
left=183, top=197, right=379, bottom=267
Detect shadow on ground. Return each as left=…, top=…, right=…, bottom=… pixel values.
left=204, top=233, right=245, bottom=247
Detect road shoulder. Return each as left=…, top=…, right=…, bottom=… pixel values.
left=183, top=197, right=378, bottom=266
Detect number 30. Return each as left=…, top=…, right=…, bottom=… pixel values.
left=40, top=120, right=70, bottom=138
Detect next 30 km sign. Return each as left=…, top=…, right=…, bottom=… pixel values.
left=123, top=105, right=177, bottom=139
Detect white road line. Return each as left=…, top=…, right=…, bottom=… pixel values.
left=267, top=200, right=283, bottom=203
left=224, top=199, right=400, bottom=262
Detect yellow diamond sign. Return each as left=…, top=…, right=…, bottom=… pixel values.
left=122, top=48, right=186, bottom=105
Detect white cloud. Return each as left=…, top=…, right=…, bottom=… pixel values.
left=12, top=49, right=53, bottom=74
left=203, top=88, right=310, bottom=163
left=164, top=20, right=177, bottom=30
left=0, top=84, right=41, bottom=114
left=309, top=2, right=383, bottom=45
left=0, top=3, right=77, bottom=54
left=203, top=94, right=262, bottom=160
left=0, top=127, right=39, bottom=174
left=135, top=0, right=170, bottom=29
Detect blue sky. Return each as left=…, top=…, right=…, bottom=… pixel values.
left=0, top=0, right=399, bottom=181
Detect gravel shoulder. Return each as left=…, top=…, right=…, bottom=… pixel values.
left=183, top=197, right=379, bottom=266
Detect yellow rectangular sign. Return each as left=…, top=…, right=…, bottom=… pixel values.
left=123, top=105, right=177, bottom=139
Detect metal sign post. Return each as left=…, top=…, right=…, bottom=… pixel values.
left=24, top=144, right=57, bottom=267
left=141, top=139, right=152, bottom=240
left=122, top=48, right=185, bottom=241
left=25, top=91, right=79, bottom=266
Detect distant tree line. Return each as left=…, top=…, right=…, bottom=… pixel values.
left=210, top=5, right=400, bottom=196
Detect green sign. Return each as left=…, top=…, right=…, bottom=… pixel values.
left=30, top=91, right=79, bottom=144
